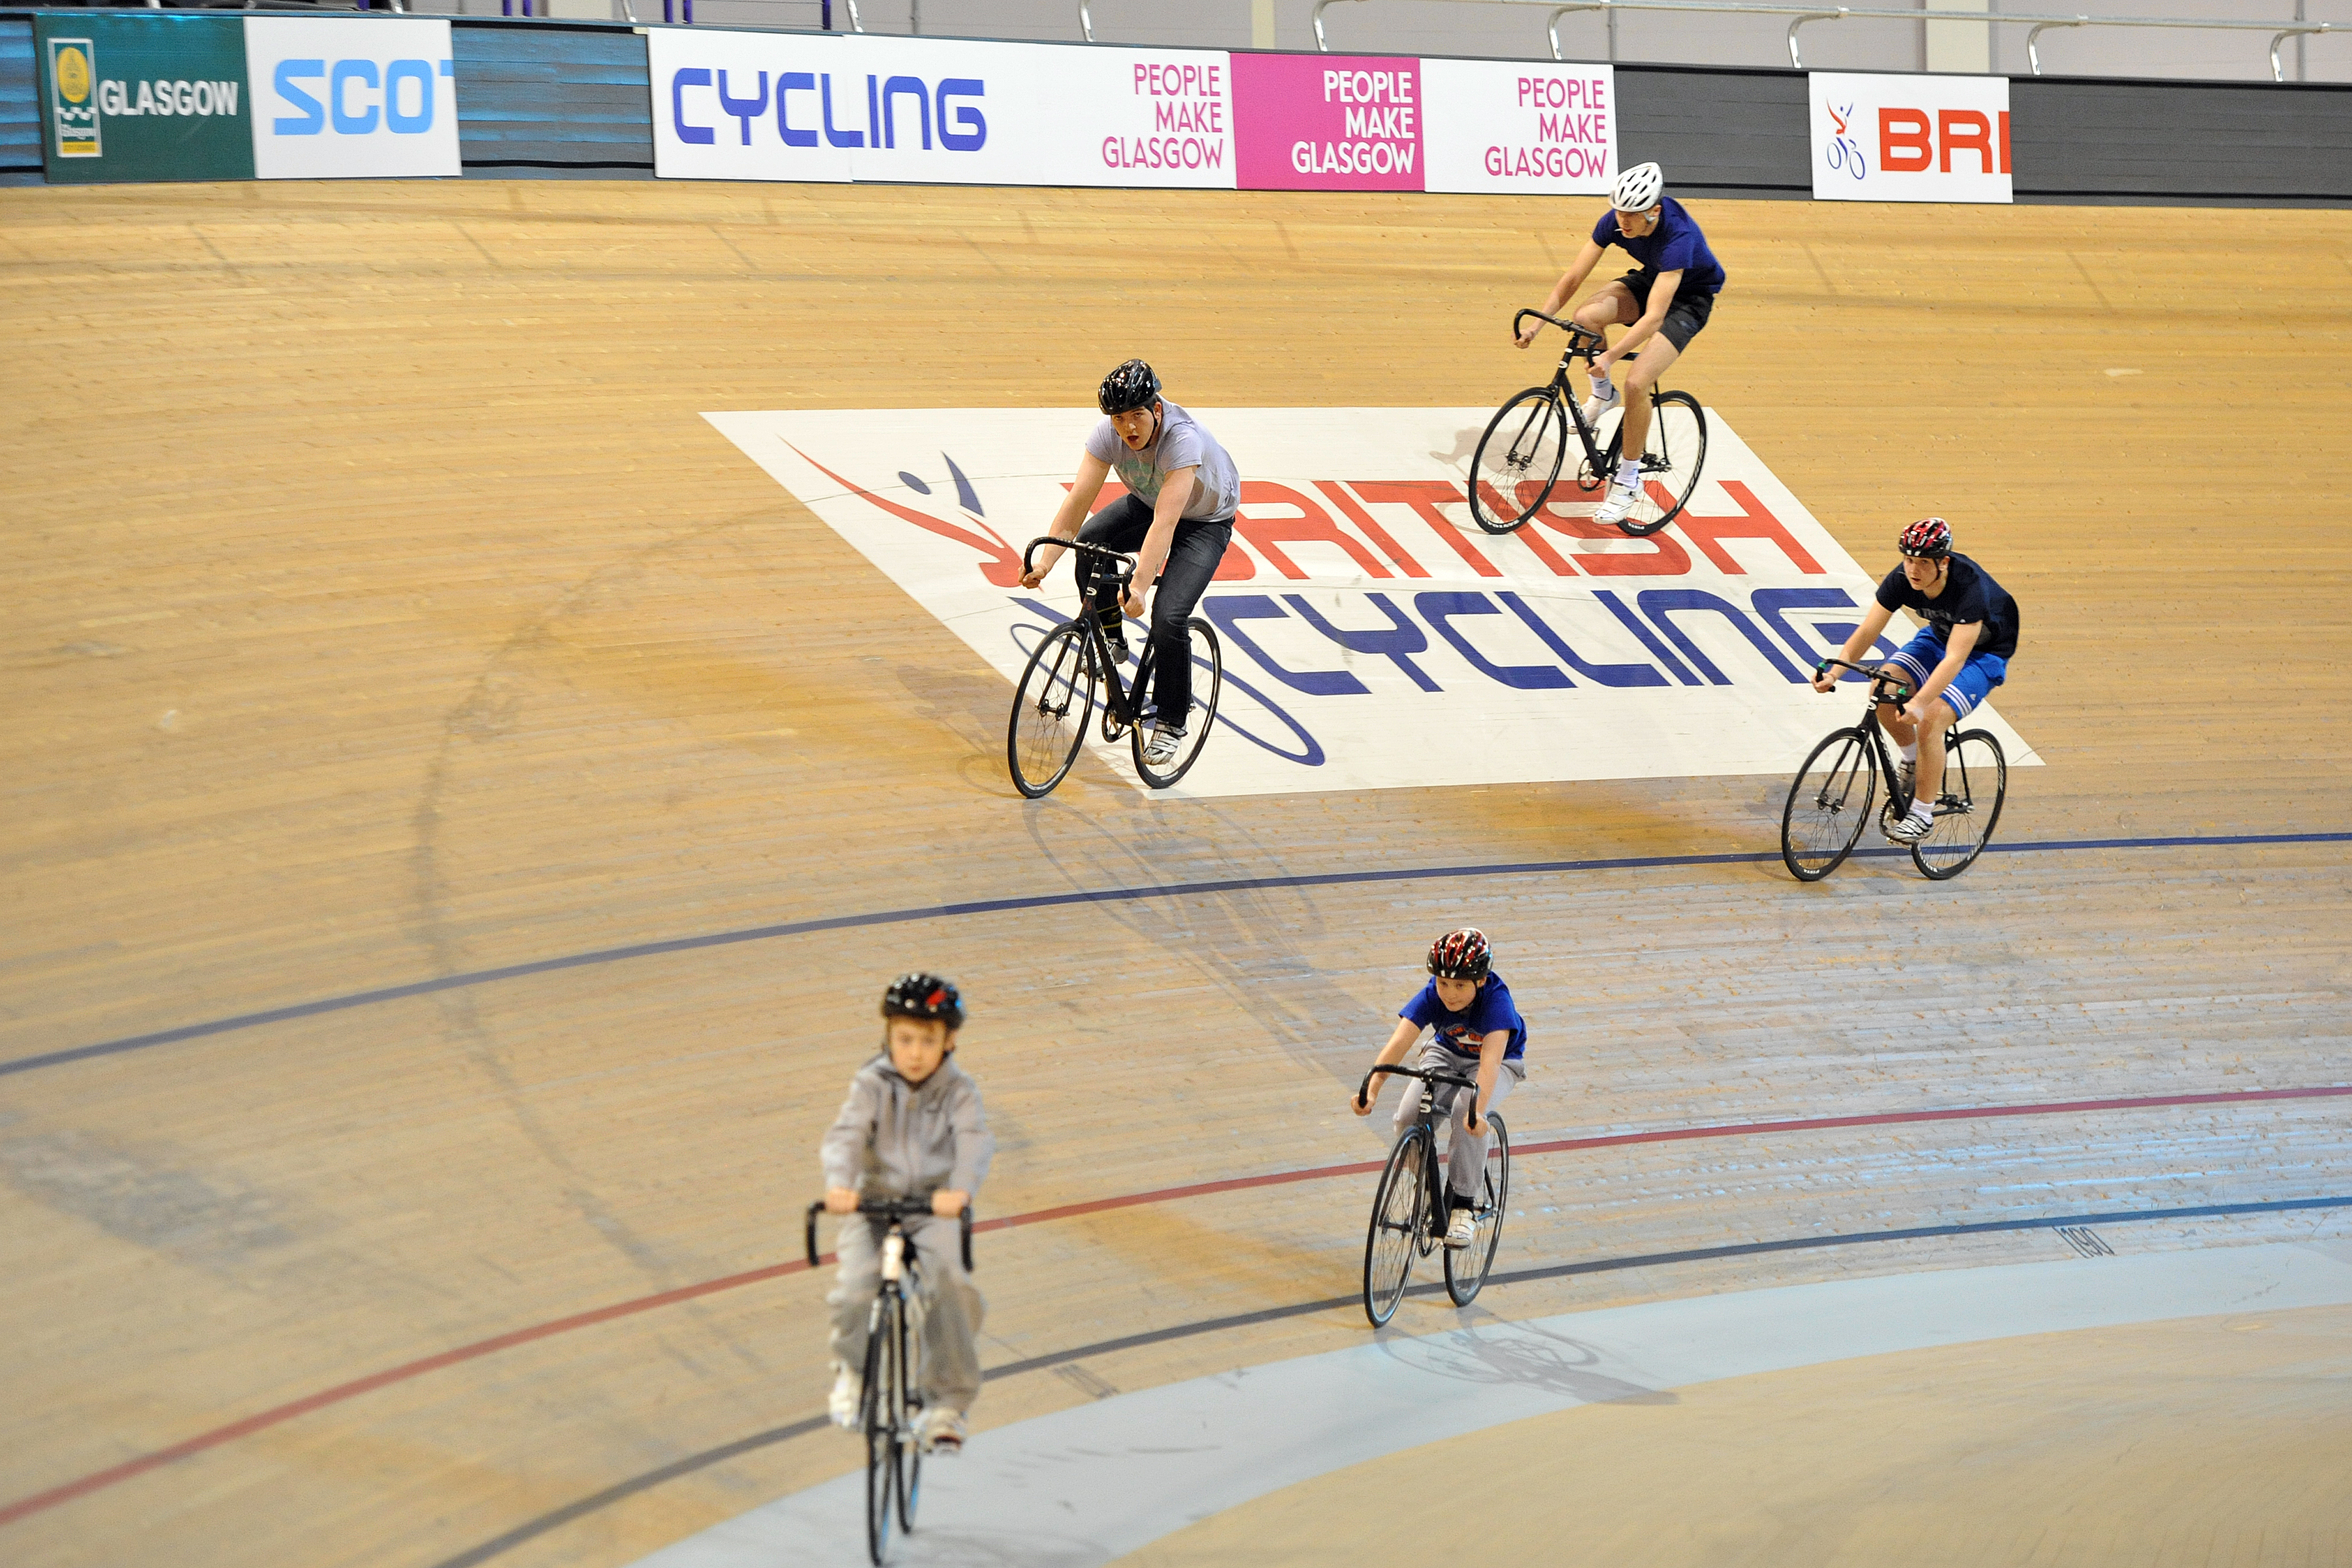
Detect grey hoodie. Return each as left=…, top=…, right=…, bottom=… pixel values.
left=821, top=1054, right=994, bottom=1201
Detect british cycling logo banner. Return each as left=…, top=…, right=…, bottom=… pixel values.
left=706, top=407, right=2038, bottom=798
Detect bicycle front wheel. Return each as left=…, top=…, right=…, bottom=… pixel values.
left=1468, top=388, right=1569, bottom=534
left=1131, top=617, right=1222, bottom=791
left=1782, top=727, right=1877, bottom=882
left=895, top=1294, right=923, bottom=1532
left=1364, top=1128, right=1431, bottom=1328
left=1912, top=728, right=2007, bottom=880
left=1601, top=389, right=1707, bottom=536
left=860, top=1298, right=900, bottom=1565
left=1443, top=1113, right=1510, bottom=1307
left=1007, top=621, right=1096, bottom=799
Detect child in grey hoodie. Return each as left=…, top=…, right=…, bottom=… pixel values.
left=821, top=972, right=994, bottom=1452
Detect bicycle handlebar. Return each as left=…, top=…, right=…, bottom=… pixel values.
left=806, top=1198, right=977, bottom=1273
left=1814, top=656, right=1912, bottom=702
left=1356, top=1062, right=1480, bottom=1107
left=1514, top=308, right=1607, bottom=354
left=1023, top=534, right=1137, bottom=590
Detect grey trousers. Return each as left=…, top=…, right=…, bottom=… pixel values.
left=1392, top=1045, right=1522, bottom=1203
left=828, top=1212, right=985, bottom=1413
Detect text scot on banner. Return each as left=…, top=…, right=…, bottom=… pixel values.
left=706, top=407, right=2038, bottom=799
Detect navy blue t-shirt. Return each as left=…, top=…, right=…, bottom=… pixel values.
left=1592, top=197, right=1726, bottom=297
left=1876, top=552, right=2019, bottom=660
left=1401, top=974, right=1526, bottom=1062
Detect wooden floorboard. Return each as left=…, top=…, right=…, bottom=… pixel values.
left=0, top=181, right=2346, bottom=1568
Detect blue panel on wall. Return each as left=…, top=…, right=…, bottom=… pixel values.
left=453, top=22, right=653, bottom=175
left=1, top=17, right=41, bottom=186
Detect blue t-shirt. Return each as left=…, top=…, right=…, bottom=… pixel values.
left=1591, top=197, right=1726, bottom=297
left=1401, top=974, right=1526, bottom=1062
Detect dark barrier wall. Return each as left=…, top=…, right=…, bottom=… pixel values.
left=453, top=20, right=652, bottom=177
left=1, top=13, right=2345, bottom=204
left=1, top=18, right=39, bottom=187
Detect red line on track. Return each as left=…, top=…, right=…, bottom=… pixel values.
left=6, top=1081, right=2345, bottom=1530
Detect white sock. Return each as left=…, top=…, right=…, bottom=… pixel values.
left=1900, top=740, right=1918, bottom=762
left=1616, top=458, right=1642, bottom=489
left=1910, top=798, right=1934, bottom=822
left=1589, top=374, right=1616, bottom=401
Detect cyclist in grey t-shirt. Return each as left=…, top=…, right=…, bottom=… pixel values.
left=1021, top=359, right=1239, bottom=768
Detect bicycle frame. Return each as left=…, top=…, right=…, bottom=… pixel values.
left=1019, top=536, right=1158, bottom=728
left=1817, top=655, right=1916, bottom=806
left=1362, top=1062, right=1490, bottom=1233
left=1512, top=308, right=1619, bottom=480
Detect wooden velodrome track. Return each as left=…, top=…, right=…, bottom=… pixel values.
left=3, top=180, right=2349, bottom=1568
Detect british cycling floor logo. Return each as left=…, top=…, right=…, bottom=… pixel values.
left=706, top=408, right=2038, bottom=799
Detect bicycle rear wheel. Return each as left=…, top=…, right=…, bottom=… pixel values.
left=1467, top=388, right=1569, bottom=534
left=1007, top=621, right=1096, bottom=799
left=1363, top=1128, right=1430, bottom=1328
left=1131, top=618, right=1222, bottom=790
left=1782, top=727, right=1877, bottom=881
left=860, top=1299, right=900, bottom=1565
left=1600, top=389, right=1707, bottom=536
left=1912, top=729, right=2007, bottom=880
left=1443, top=1113, right=1510, bottom=1307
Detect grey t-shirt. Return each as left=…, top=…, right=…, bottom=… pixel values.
left=1083, top=399, right=1239, bottom=523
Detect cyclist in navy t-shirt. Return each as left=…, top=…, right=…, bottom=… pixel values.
left=1350, top=929, right=1526, bottom=1250
left=1809, top=517, right=2020, bottom=845
left=1515, top=161, right=1726, bottom=529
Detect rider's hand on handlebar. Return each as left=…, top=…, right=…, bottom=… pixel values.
left=1350, top=1088, right=1374, bottom=1117
left=1810, top=662, right=1840, bottom=694
left=1465, top=1105, right=1486, bottom=1136
left=824, top=1186, right=860, bottom=1214
left=1120, top=584, right=1146, bottom=619
left=930, top=1188, right=969, bottom=1217
left=1514, top=322, right=1539, bottom=349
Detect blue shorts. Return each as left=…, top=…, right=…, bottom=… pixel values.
left=1887, top=629, right=2008, bottom=719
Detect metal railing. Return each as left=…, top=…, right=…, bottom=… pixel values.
left=1303, top=0, right=2337, bottom=80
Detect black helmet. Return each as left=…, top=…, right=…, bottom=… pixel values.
left=881, top=972, right=964, bottom=1030
left=1098, top=358, right=1161, bottom=416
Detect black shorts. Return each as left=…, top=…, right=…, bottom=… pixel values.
left=1616, top=269, right=1716, bottom=352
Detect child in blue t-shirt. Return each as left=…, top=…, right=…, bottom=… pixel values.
left=1350, top=928, right=1527, bottom=1249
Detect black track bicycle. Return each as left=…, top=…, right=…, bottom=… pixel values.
left=1006, top=536, right=1224, bottom=797
left=806, top=1197, right=976, bottom=1566
left=1468, top=308, right=1708, bottom=538
left=1356, top=1062, right=1511, bottom=1327
left=1781, top=657, right=2009, bottom=882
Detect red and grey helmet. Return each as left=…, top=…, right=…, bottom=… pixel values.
left=1098, top=358, right=1162, bottom=416
left=1427, top=928, right=1492, bottom=981
left=1897, top=517, right=1953, bottom=560
left=881, top=972, right=964, bottom=1030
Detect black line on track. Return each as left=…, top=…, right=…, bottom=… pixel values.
left=426, top=1192, right=2352, bottom=1568
left=11, top=830, right=2348, bottom=1081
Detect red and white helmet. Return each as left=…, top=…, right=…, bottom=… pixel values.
left=1897, top=517, right=1952, bottom=559
left=1427, top=928, right=1492, bottom=981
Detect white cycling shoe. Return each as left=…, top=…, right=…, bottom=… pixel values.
left=1143, top=723, right=1186, bottom=768
left=1444, top=1207, right=1478, bottom=1249
left=917, top=1407, right=968, bottom=1453
left=1886, top=809, right=1935, bottom=844
left=1593, top=478, right=1645, bottom=528
left=828, top=1362, right=862, bottom=1428
left=1579, top=385, right=1620, bottom=426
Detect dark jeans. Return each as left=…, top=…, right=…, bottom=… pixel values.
left=1075, top=495, right=1233, bottom=725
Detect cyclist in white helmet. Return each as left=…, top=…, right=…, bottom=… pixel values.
left=1515, top=161, right=1727, bottom=529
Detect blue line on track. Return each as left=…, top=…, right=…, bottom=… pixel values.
left=10, top=830, right=2348, bottom=1081
left=427, top=1190, right=2352, bottom=1568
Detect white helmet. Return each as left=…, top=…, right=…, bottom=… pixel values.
left=1611, top=161, right=1664, bottom=213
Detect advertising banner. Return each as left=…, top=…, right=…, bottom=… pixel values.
left=648, top=30, right=1232, bottom=188
left=1422, top=58, right=1614, bottom=196
left=706, top=405, right=2037, bottom=798
left=246, top=18, right=460, bottom=181
left=1232, top=52, right=1422, bottom=191
left=34, top=13, right=253, bottom=184
left=1809, top=71, right=2009, bottom=203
